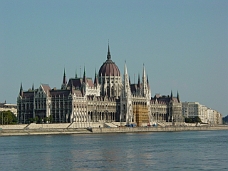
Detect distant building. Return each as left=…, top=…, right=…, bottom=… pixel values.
left=182, top=102, right=222, bottom=125
left=0, top=102, right=17, bottom=116
left=17, top=45, right=183, bottom=126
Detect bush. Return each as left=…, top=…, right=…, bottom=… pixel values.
left=185, top=116, right=201, bottom=123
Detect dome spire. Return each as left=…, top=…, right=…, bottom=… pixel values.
left=107, top=42, right=111, bottom=60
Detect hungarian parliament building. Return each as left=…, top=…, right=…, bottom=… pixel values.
left=17, top=45, right=184, bottom=126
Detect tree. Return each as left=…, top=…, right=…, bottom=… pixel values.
left=185, top=117, right=192, bottom=123
left=185, top=116, right=201, bottom=123
left=49, top=115, right=53, bottom=123
left=222, top=115, right=228, bottom=124
left=28, top=118, right=34, bottom=123
left=35, top=116, right=39, bottom=123
left=44, top=117, right=49, bottom=123
left=193, top=116, right=201, bottom=123
left=0, top=111, right=17, bottom=125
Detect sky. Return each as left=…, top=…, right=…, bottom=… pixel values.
left=0, top=0, right=227, bottom=116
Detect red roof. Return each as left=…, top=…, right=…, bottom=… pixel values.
left=99, top=59, right=120, bottom=76
left=41, top=84, right=51, bottom=94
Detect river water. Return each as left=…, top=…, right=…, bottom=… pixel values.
left=0, top=130, right=227, bottom=171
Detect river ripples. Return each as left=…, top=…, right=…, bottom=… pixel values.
left=0, top=130, right=228, bottom=171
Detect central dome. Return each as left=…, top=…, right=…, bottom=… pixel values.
left=98, top=45, right=120, bottom=77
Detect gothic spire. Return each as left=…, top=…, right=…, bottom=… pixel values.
left=124, top=62, right=131, bottom=97
left=142, top=64, right=147, bottom=94
left=137, top=73, right=140, bottom=88
left=147, top=75, right=150, bottom=89
left=94, top=68, right=98, bottom=85
left=75, top=68, right=77, bottom=79
left=61, top=68, right=67, bottom=89
left=32, top=83, right=34, bottom=91
left=20, top=83, right=23, bottom=97
left=171, top=90, right=173, bottom=99
left=177, top=91, right=180, bottom=102
left=63, top=68, right=67, bottom=84
left=124, top=61, right=128, bottom=75
left=83, top=66, right=86, bottom=83
left=143, top=63, right=146, bottom=79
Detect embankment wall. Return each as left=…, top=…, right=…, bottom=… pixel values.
left=1, top=124, right=228, bottom=136
left=92, top=126, right=228, bottom=133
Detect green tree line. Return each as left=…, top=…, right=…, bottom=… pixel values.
left=28, top=115, right=53, bottom=124
left=0, top=111, right=17, bottom=125
left=222, top=115, right=228, bottom=124
left=185, top=116, right=201, bottom=123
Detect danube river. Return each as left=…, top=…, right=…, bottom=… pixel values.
left=0, top=130, right=227, bottom=171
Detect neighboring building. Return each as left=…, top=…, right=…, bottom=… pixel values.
left=17, top=45, right=183, bottom=126
left=182, top=102, right=222, bottom=125
left=213, top=110, right=223, bottom=125
left=0, top=102, right=17, bottom=116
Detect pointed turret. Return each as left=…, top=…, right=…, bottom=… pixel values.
left=124, top=63, right=128, bottom=91
left=83, top=66, right=86, bottom=83
left=137, top=73, right=140, bottom=88
left=63, top=68, right=67, bottom=84
left=123, top=62, right=132, bottom=97
left=171, top=90, right=173, bottom=99
left=81, top=67, right=86, bottom=96
left=147, top=75, right=150, bottom=89
left=61, top=68, right=67, bottom=89
left=122, top=62, right=133, bottom=125
left=142, top=64, right=146, bottom=78
left=94, top=69, right=99, bottom=86
left=142, top=64, right=147, bottom=96
left=124, top=62, right=128, bottom=76
left=177, top=91, right=180, bottom=102
left=32, top=83, right=34, bottom=91
left=19, top=83, right=23, bottom=97
left=75, top=69, right=77, bottom=79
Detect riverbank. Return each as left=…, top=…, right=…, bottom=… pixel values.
left=0, top=128, right=92, bottom=136
left=92, top=125, right=228, bottom=133
left=1, top=125, right=228, bottom=136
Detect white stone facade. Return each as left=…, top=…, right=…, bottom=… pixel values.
left=182, top=102, right=222, bottom=125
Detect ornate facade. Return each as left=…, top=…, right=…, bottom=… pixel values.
left=17, top=45, right=184, bottom=126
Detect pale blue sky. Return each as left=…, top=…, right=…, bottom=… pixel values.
left=0, top=0, right=227, bottom=116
